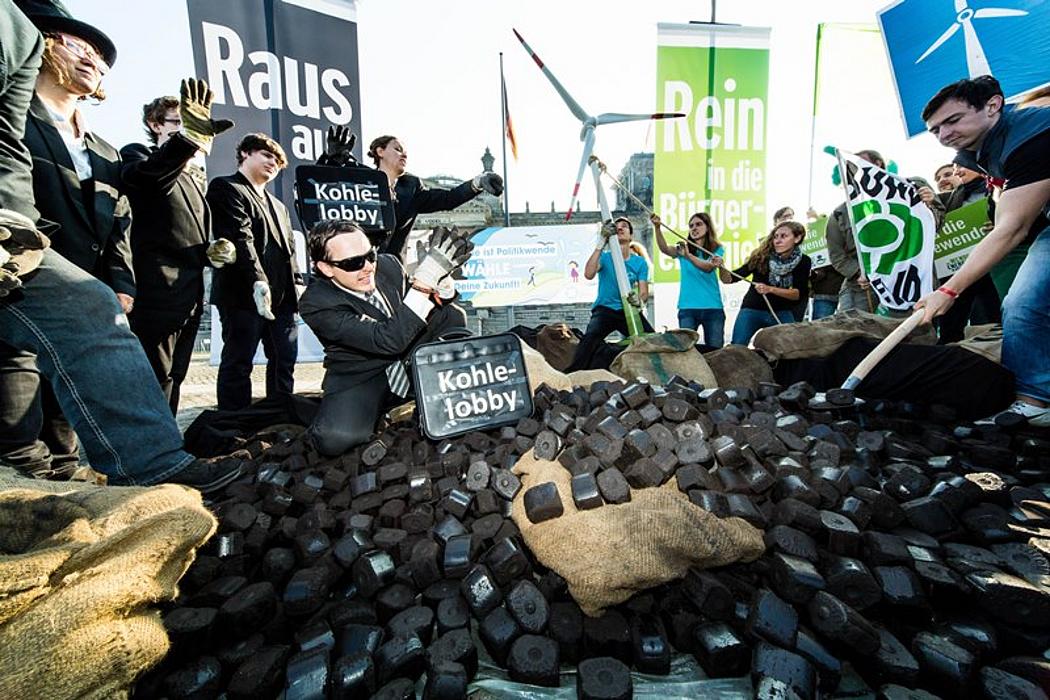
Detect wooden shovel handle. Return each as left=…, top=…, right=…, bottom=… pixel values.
left=841, top=309, right=926, bottom=390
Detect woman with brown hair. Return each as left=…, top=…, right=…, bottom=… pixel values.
left=367, top=135, right=503, bottom=258
left=651, top=211, right=726, bottom=346
left=721, top=221, right=812, bottom=345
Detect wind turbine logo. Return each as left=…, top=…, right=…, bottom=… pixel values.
left=915, top=0, right=1028, bottom=77
left=513, top=29, right=684, bottom=220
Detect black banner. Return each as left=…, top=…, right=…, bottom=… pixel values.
left=294, top=164, right=394, bottom=234
left=186, top=0, right=362, bottom=222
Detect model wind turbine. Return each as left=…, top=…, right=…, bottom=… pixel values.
left=512, top=28, right=684, bottom=221
left=915, top=0, right=1028, bottom=77
left=512, top=28, right=683, bottom=338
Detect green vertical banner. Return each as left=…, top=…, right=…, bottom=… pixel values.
left=653, top=23, right=770, bottom=330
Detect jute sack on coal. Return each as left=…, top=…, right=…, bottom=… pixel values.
left=520, top=338, right=619, bottom=393
left=511, top=452, right=765, bottom=617
left=953, top=323, right=1003, bottom=364
left=536, top=323, right=579, bottom=372
left=610, top=329, right=718, bottom=388
left=0, top=468, right=217, bottom=700
left=752, top=309, right=937, bottom=361
left=704, top=345, right=775, bottom=391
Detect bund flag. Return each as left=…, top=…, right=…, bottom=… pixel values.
left=837, top=150, right=936, bottom=311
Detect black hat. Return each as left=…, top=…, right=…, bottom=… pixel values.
left=15, top=0, right=117, bottom=68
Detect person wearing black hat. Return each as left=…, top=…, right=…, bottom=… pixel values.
left=0, top=0, right=129, bottom=476
left=0, top=1, right=247, bottom=494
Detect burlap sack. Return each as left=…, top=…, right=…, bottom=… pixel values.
left=511, top=452, right=765, bottom=617
left=954, top=323, right=1003, bottom=364
left=609, top=329, right=718, bottom=388
left=704, top=345, right=775, bottom=391
left=521, top=337, right=620, bottom=393
left=0, top=468, right=218, bottom=700
left=536, top=323, right=579, bottom=372
left=751, top=309, right=937, bottom=361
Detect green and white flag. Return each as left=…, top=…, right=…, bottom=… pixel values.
left=836, top=150, right=936, bottom=311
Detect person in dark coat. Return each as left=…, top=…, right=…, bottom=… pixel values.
left=300, top=220, right=470, bottom=456
left=0, top=5, right=132, bottom=476
left=367, top=135, right=503, bottom=257
left=208, top=132, right=303, bottom=411
left=120, top=78, right=235, bottom=413
left=0, top=0, right=247, bottom=494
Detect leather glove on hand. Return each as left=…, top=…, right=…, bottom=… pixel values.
left=413, top=227, right=473, bottom=290
left=472, top=172, right=504, bottom=197
left=626, top=290, right=641, bottom=308
left=180, top=78, right=235, bottom=155
left=206, top=238, right=236, bottom=267
left=321, top=125, right=357, bottom=166
left=252, top=281, right=276, bottom=320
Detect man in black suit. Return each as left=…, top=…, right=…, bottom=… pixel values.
left=0, top=5, right=132, bottom=475
left=0, top=0, right=247, bottom=492
left=121, top=78, right=235, bottom=413
left=300, top=220, right=470, bottom=456
left=208, top=132, right=302, bottom=411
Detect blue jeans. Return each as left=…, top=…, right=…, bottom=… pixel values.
left=0, top=249, right=192, bottom=484
left=678, top=308, right=726, bottom=347
left=731, top=308, right=796, bottom=346
left=811, top=297, right=838, bottom=320
left=1002, top=226, right=1050, bottom=403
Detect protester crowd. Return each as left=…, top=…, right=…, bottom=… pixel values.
left=0, top=0, right=1048, bottom=495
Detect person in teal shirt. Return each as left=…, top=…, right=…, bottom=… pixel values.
left=651, top=212, right=726, bottom=346
left=566, top=217, right=653, bottom=371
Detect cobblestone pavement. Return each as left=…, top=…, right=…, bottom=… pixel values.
left=176, top=354, right=324, bottom=431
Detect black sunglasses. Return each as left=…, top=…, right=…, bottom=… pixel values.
left=325, top=248, right=377, bottom=272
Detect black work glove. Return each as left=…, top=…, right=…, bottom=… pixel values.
left=320, top=125, right=358, bottom=166
left=472, top=172, right=504, bottom=197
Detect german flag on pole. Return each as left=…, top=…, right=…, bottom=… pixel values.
left=502, top=74, right=518, bottom=161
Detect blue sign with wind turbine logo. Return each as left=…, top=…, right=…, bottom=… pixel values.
left=877, top=0, right=1050, bottom=136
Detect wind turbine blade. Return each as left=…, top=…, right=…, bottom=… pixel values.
left=973, top=8, right=1028, bottom=18
left=955, top=0, right=967, bottom=12
left=916, top=23, right=958, bottom=63
left=512, top=29, right=590, bottom=123
left=596, top=112, right=685, bottom=125
left=960, top=18, right=992, bottom=77
left=565, top=129, right=595, bottom=222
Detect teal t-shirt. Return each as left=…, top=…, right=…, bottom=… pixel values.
left=594, top=251, right=648, bottom=311
left=678, top=245, right=724, bottom=310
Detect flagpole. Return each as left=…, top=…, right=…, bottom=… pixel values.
left=806, top=23, right=824, bottom=209
left=499, top=52, right=511, bottom=227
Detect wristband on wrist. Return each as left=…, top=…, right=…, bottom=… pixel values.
left=410, top=280, right=442, bottom=306
left=937, top=285, right=959, bottom=299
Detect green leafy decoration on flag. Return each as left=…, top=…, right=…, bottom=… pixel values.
left=853, top=201, right=925, bottom=275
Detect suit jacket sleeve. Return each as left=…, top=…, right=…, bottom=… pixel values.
left=409, top=178, right=478, bottom=215
left=300, top=275, right=426, bottom=357
left=120, top=135, right=199, bottom=196
left=208, top=177, right=267, bottom=284
left=273, top=198, right=304, bottom=284
left=103, top=192, right=136, bottom=296
left=826, top=205, right=859, bottom=280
